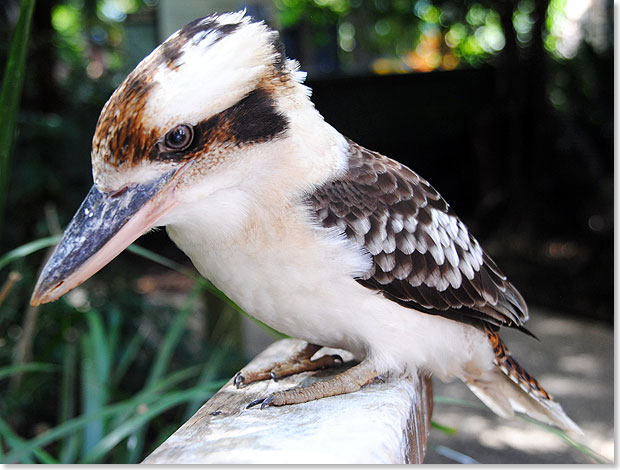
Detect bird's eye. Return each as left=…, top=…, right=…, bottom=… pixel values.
left=164, top=125, right=193, bottom=150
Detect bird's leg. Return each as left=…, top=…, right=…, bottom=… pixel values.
left=234, top=342, right=343, bottom=388
left=247, top=359, right=378, bottom=408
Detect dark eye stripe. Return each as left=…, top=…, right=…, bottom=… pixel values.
left=225, top=88, right=288, bottom=143
left=151, top=88, right=288, bottom=162
left=194, top=88, right=288, bottom=146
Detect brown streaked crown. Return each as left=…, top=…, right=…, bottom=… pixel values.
left=91, top=12, right=289, bottom=175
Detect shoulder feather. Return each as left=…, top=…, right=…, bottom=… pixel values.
left=308, top=140, right=529, bottom=330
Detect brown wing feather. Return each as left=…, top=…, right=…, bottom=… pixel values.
left=308, top=140, right=528, bottom=330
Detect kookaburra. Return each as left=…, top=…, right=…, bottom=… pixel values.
left=31, top=12, right=580, bottom=434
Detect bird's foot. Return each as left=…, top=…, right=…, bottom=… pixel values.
left=246, top=359, right=378, bottom=408
left=234, top=342, right=343, bottom=388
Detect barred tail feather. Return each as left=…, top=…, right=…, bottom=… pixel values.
left=463, top=368, right=583, bottom=435
left=463, top=329, right=583, bottom=436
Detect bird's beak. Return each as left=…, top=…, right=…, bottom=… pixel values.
left=30, top=167, right=184, bottom=306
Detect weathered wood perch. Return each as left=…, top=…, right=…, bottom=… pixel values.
left=142, top=339, right=433, bottom=464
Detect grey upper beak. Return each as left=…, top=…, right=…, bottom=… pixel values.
left=31, top=169, right=178, bottom=305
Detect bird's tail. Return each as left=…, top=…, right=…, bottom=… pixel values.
left=462, top=327, right=583, bottom=435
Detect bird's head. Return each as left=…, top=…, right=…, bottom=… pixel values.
left=31, top=11, right=308, bottom=305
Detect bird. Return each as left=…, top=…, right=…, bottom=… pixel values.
left=31, top=11, right=581, bottom=434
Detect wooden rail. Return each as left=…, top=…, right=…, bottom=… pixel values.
left=142, top=339, right=433, bottom=464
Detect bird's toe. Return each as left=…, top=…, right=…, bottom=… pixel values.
left=246, top=396, right=267, bottom=409
left=246, top=393, right=278, bottom=409
left=260, top=395, right=275, bottom=409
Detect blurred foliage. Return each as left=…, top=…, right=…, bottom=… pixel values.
left=0, top=0, right=613, bottom=463
left=0, top=0, right=36, bottom=232
left=274, top=0, right=612, bottom=75
left=0, top=250, right=242, bottom=463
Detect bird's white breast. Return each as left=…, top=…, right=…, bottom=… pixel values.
left=167, top=197, right=493, bottom=381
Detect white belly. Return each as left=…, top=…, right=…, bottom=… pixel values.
left=166, top=203, right=494, bottom=381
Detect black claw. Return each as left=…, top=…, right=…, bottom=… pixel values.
left=260, top=395, right=275, bottom=409
left=332, top=354, right=344, bottom=363
left=246, top=397, right=266, bottom=409
left=234, top=372, right=245, bottom=388
left=247, top=394, right=277, bottom=409
left=270, top=371, right=278, bottom=381
left=374, top=375, right=386, bottom=383
left=210, top=410, right=222, bottom=416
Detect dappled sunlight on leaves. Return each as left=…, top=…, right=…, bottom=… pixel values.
left=275, top=0, right=611, bottom=76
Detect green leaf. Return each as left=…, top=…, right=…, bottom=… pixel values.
left=0, top=415, right=59, bottom=464
left=111, top=328, right=146, bottom=386
left=0, top=0, right=37, bottom=232
left=430, top=421, right=458, bottom=435
left=0, top=362, right=57, bottom=381
left=182, top=343, right=230, bottom=421
left=126, top=282, right=203, bottom=462
left=145, top=283, right=202, bottom=387
left=1, top=384, right=223, bottom=464
left=84, top=309, right=111, bottom=384
left=144, top=365, right=224, bottom=396
left=517, top=416, right=611, bottom=464
left=80, top=387, right=215, bottom=463
left=109, top=365, right=222, bottom=432
left=0, top=236, right=60, bottom=271
left=106, top=308, right=122, bottom=367
left=3, top=400, right=138, bottom=463
left=126, top=243, right=197, bottom=279
left=80, top=312, right=111, bottom=459
left=59, top=343, right=80, bottom=464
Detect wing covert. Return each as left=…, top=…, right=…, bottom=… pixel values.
left=308, top=140, right=528, bottom=330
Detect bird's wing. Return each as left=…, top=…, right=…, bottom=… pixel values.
left=308, top=140, right=529, bottom=331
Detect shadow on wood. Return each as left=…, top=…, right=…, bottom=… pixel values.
left=143, top=339, right=433, bottom=464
